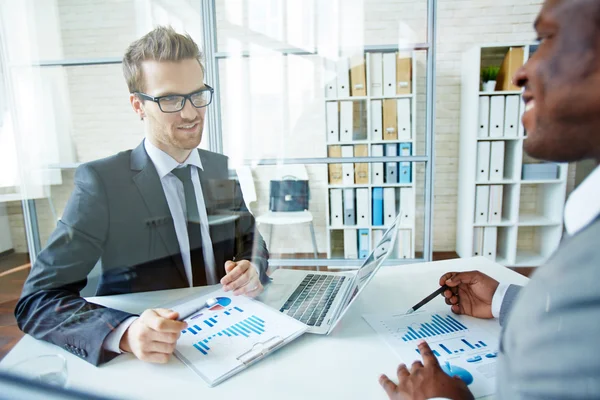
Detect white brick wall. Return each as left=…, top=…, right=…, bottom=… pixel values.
left=6, top=0, right=577, bottom=256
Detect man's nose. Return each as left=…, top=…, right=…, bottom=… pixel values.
left=180, top=98, right=198, bottom=120
left=513, top=63, right=528, bottom=88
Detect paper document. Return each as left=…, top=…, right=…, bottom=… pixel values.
left=173, top=289, right=307, bottom=387
left=363, top=310, right=499, bottom=398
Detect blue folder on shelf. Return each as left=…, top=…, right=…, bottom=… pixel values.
left=399, top=142, right=412, bottom=184
left=372, top=187, right=384, bottom=226
left=358, top=229, right=370, bottom=259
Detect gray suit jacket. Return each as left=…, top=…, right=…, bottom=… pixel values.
left=15, top=141, right=269, bottom=366
left=497, top=216, right=600, bottom=399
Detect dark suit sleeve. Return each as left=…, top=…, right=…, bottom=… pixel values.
left=499, top=284, right=522, bottom=327
left=15, top=164, right=134, bottom=366
left=231, top=174, right=270, bottom=285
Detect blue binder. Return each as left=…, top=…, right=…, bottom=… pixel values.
left=358, top=229, right=370, bottom=259
left=399, top=143, right=412, bottom=184
left=372, top=187, right=384, bottom=226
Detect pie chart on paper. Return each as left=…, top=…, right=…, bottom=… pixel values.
left=441, top=363, right=474, bottom=386
left=208, top=297, right=232, bottom=311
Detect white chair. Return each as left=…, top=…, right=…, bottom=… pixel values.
left=236, top=165, right=319, bottom=258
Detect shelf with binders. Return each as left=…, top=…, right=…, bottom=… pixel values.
left=476, top=93, right=525, bottom=140
left=473, top=183, right=519, bottom=227
left=475, top=139, right=522, bottom=184
left=472, top=225, right=515, bottom=261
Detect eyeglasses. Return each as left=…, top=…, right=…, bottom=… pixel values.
left=135, top=85, right=214, bottom=113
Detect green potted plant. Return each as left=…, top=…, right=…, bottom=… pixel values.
left=481, top=66, right=500, bottom=92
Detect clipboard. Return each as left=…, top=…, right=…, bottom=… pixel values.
left=171, top=289, right=307, bottom=387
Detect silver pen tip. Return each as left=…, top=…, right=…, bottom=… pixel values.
left=405, top=308, right=414, bottom=315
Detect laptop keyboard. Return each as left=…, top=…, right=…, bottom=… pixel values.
left=279, top=274, right=346, bottom=327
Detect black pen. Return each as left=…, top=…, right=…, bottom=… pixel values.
left=405, top=285, right=450, bottom=314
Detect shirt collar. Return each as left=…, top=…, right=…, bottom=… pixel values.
left=564, top=164, right=600, bottom=235
left=144, top=138, right=204, bottom=179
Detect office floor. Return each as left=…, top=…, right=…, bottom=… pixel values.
left=0, top=251, right=535, bottom=362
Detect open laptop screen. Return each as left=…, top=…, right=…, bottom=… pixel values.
left=328, top=212, right=401, bottom=331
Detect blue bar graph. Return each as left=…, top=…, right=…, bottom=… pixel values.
left=204, top=320, right=213, bottom=327
left=192, top=315, right=267, bottom=356
left=234, top=307, right=244, bottom=312
left=193, top=343, right=207, bottom=355
left=461, top=339, right=475, bottom=349
left=475, top=344, right=481, bottom=348
left=187, top=326, right=197, bottom=335
left=433, top=350, right=440, bottom=357
left=400, top=314, right=468, bottom=342
left=479, top=341, right=487, bottom=347
left=224, top=311, right=230, bottom=315
left=439, top=344, right=452, bottom=355
left=209, top=318, right=217, bottom=324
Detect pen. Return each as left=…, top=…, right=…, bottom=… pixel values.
left=405, top=285, right=450, bottom=314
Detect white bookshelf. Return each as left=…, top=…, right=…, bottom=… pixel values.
left=456, top=44, right=567, bottom=267
left=324, top=50, right=417, bottom=261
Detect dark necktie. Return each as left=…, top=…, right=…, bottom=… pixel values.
left=171, top=165, right=207, bottom=286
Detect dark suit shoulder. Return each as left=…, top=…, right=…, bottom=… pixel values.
left=79, top=149, right=133, bottom=174
left=197, top=149, right=229, bottom=178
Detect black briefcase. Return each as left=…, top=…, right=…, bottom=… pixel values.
left=269, top=179, right=310, bottom=212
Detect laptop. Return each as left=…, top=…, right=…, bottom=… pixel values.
left=263, top=212, right=401, bottom=334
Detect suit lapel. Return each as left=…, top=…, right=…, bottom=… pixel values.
left=131, top=142, right=187, bottom=284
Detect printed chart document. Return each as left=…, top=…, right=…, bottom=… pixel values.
left=172, top=289, right=307, bottom=387
left=363, top=310, right=499, bottom=398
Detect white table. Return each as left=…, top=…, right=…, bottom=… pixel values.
left=0, top=257, right=528, bottom=400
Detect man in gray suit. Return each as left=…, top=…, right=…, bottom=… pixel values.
left=379, top=0, right=600, bottom=398
left=15, top=27, right=269, bottom=367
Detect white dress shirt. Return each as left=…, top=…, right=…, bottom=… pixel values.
left=491, top=164, right=600, bottom=318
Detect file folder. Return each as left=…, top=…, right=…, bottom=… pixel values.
left=489, top=141, right=505, bottom=181
left=341, top=145, right=354, bottom=184
left=383, top=52, right=396, bottom=97
left=324, top=59, right=337, bottom=98
left=478, top=96, right=490, bottom=138
left=518, top=97, right=525, bottom=137
left=327, top=145, right=343, bottom=184
left=326, top=102, right=339, bottom=143
left=399, top=143, right=412, bottom=184
left=489, top=96, right=505, bottom=138
left=396, top=56, right=412, bottom=95
left=372, top=187, right=384, bottom=226
left=476, top=141, right=491, bottom=182
left=329, top=189, right=343, bottom=227
left=472, top=227, right=484, bottom=257
left=350, top=55, right=367, bottom=97
left=385, top=143, right=398, bottom=183
left=343, top=229, right=358, bottom=259
left=353, top=101, right=367, bottom=140
left=358, top=229, right=369, bottom=259
left=495, top=47, right=524, bottom=91
left=483, top=227, right=497, bottom=260
left=383, top=99, right=398, bottom=140
left=343, top=188, right=356, bottom=226
left=339, top=101, right=353, bottom=142
left=337, top=57, right=350, bottom=97
left=354, top=144, right=369, bottom=184
left=369, top=53, right=383, bottom=97
left=397, top=98, right=411, bottom=140
left=488, top=185, right=503, bottom=223
left=504, top=95, right=520, bottom=137
left=356, top=188, right=369, bottom=227
left=371, top=144, right=384, bottom=184
left=474, top=185, right=490, bottom=223
left=370, top=100, right=383, bottom=140
left=399, top=187, right=414, bottom=226
left=383, top=187, right=396, bottom=226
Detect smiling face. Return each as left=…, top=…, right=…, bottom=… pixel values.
left=514, top=0, right=600, bottom=163
left=130, top=58, right=207, bottom=162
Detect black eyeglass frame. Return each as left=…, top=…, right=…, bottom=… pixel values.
left=135, top=84, right=214, bottom=113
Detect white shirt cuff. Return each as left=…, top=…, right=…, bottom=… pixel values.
left=102, top=316, right=138, bottom=354
left=491, top=283, right=510, bottom=319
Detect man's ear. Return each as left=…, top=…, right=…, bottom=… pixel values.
left=130, top=93, right=145, bottom=120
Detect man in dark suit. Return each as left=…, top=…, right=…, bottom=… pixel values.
left=15, top=26, right=269, bottom=366
left=378, top=0, right=600, bottom=399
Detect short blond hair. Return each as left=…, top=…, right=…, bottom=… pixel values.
left=122, top=26, right=203, bottom=93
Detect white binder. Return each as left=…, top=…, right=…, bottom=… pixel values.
left=476, top=141, right=491, bottom=182
left=371, top=144, right=384, bottom=184
left=504, top=95, right=520, bottom=137
left=399, top=187, right=414, bottom=227
left=337, top=57, right=350, bottom=97
left=383, top=187, right=396, bottom=226
left=398, top=229, right=412, bottom=259
left=397, top=98, right=411, bottom=140
left=472, top=227, right=484, bottom=257
left=329, top=189, right=343, bottom=227
left=369, top=53, right=383, bottom=97
left=344, top=229, right=358, bottom=259
left=371, top=100, right=383, bottom=140
left=356, top=188, right=369, bottom=227
left=324, top=59, right=337, bottom=98
left=372, top=229, right=383, bottom=250
left=385, top=143, right=398, bottom=184
left=474, top=185, right=490, bottom=223
left=489, top=141, right=505, bottom=181
left=488, top=185, right=503, bottom=223
left=483, top=227, right=497, bottom=260
left=489, top=96, right=505, bottom=137
left=341, top=145, right=354, bottom=185
left=518, top=97, right=525, bottom=137
left=326, top=102, right=339, bottom=143
left=382, top=53, right=396, bottom=97
left=478, top=96, right=490, bottom=138
left=343, top=188, right=356, bottom=226
left=339, top=101, right=353, bottom=142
